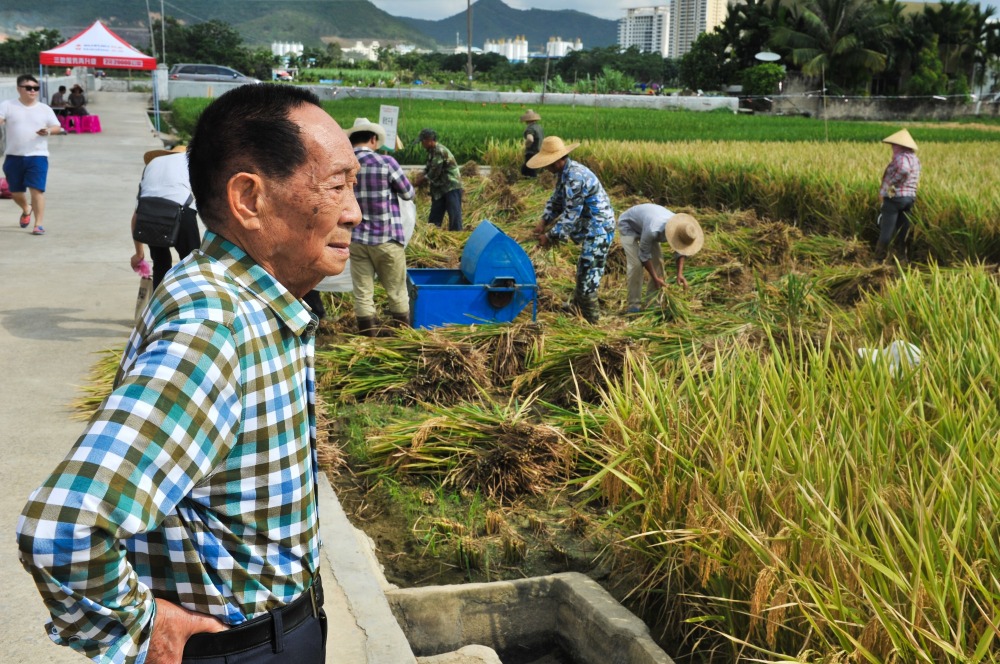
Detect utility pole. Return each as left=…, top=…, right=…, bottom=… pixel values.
left=466, top=0, right=473, bottom=82
left=145, top=0, right=157, bottom=59
left=160, top=0, right=167, bottom=66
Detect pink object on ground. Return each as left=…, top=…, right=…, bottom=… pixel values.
left=80, top=115, right=102, bottom=132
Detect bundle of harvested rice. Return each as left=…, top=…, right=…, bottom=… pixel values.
left=407, top=331, right=492, bottom=403
left=514, top=329, right=645, bottom=406
left=451, top=420, right=565, bottom=502
left=70, top=347, right=123, bottom=420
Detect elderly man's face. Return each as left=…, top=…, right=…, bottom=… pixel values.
left=257, top=104, right=361, bottom=297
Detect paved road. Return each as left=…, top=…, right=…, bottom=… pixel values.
left=0, top=91, right=399, bottom=664
left=1, top=92, right=158, bottom=663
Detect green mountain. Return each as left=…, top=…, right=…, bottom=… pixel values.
left=0, top=0, right=616, bottom=51
left=402, top=0, right=618, bottom=50
left=0, top=0, right=437, bottom=49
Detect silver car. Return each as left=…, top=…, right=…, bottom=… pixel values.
left=168, top=64, right=260, bottom=84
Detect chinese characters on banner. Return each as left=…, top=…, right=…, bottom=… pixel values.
left=379, top=105, right=400, bottom=152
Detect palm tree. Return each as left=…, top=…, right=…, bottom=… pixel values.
left=771, top=0, right=896, bottom=94
left=717, top=0, right=787, bottom=71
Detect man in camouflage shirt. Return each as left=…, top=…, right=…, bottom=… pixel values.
left=530, top=136, right=616, bottom=324
left=412, top=127, right=463, bottom=231
left=16, top=85, right=361, bottom=664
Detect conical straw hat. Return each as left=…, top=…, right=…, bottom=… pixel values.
left=882, top=128, right=917, bottom=151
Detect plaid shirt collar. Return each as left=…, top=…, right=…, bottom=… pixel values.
left=201, top=230, right=316, bottom=336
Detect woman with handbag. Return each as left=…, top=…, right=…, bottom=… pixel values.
left=130, top=145, right=201, bottom=289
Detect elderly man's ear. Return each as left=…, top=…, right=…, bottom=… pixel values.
left=227, top=172, right=266, bottom=231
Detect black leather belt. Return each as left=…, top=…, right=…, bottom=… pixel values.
left=182, top=576, right=324, bottom=659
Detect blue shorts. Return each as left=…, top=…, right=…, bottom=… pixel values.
left=3, top=155, right=48, bottom=193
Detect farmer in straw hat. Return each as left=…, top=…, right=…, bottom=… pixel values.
left=876, top=128, right=920, bottom=262
left=344, top=117, right=415, bottom=335
left=530, top=136, right=616, bottom=324
left=617, top=204, right=704, bottom=313
left=130, top=144, right=201, bottom=289
left=519, top=109, right=544, bottom=177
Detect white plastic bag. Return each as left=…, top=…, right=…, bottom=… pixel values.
left=400, top=195, right=417, bottom=247
left=857, top=340, right=921, bottom=376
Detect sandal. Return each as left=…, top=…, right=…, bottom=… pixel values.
left=19, top=207, right=32, bottom=228
left=31, top=226, right=45, bottom=235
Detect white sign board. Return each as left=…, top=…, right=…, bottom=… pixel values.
left=379, top=104, right=400, bottom=151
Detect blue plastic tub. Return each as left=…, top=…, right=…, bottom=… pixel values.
left=407, top=221, right=538, bottom=329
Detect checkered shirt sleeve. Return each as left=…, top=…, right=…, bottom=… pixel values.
left=352, top=148, right=415, bottom=245
left=880, top=151, right=921, bottom=198
left=16, top=232, right=321, bottom=664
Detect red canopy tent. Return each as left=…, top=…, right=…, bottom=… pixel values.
left=39, top=21, right=162, bottom=130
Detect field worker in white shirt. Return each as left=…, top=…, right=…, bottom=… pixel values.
left=617, top=203, right=704, bottom=313
left=0, top=73, right=64, bottom=235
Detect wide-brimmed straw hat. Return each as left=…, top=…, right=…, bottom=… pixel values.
left=882, top=128, right=917, bottom=151
left=143, top=144, right=186, bottom=165
left=525, top=136, right=580, bottom=169
left=665, top=213, right=704, bottom=256
left=520, top=109, right=541, bottom=123
left=345, top=117, right=386, bottom=149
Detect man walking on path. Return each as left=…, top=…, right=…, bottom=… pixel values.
left=412, top=127, right=463, bottom=231
left=17, top=84, right=361, bottom=664
left=530, top=136, right=616, bottom=324
left=0, top=74, right=64, bottom=236
left=346, top=117, right=416, bottom=335
left=617, top=203, right=704, bottom=313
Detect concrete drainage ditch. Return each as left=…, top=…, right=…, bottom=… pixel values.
left=318, top=475, right=675, bottom=664
left=387, top=573, right=675, bottom=664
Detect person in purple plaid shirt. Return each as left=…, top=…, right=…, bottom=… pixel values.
left=344, top=117, right=415, bottom=335
left=876, top=128, right=921, bottom=262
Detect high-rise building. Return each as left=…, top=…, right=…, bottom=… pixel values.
left=668, top=0, right=730, bottom=58
left=617, top=6, right=671, bottom=56
left=617, top=1, right=734, bottom=59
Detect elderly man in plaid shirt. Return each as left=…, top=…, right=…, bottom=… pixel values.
left=16, top=85, right=361, bottom=664
left=876, top=128, right=921, bottom=262
left=344, top=117, right=415, bottom=335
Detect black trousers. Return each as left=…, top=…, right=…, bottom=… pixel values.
left=181, top=609, right=327, bottom=663
left=149, top=214, right=201, bottom=289
left=428, top=189, right=463, bottom=231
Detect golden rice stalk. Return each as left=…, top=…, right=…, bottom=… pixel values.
left=69, top=348, right=123, bottom=420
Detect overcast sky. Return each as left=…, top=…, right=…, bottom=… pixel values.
left=369, top=0, right=997, bottom=22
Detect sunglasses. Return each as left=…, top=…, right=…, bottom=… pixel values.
left=20, top=85, right=40, bottom=91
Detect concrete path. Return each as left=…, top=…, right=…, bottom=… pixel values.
left=0, top=91, right=410, bottom=664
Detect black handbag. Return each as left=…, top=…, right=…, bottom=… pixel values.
left=133, top=193, right=194, bottom=248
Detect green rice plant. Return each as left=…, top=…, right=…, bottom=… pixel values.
left=565, top=263, right=1000, bottom=661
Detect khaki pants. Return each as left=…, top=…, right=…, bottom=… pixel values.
left=621, top=234, right=663, bottom=309
left=350, top=241, right=409, bottom=318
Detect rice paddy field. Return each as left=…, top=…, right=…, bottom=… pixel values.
left=109, top=100, right=1000, bottom=662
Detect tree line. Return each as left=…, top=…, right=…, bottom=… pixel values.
left=4, top=0, right=996, bottom=99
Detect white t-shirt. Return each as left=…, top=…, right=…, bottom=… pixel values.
left=0, top=99, right=59, bottom=157
left=137, top=152, right=197, bottom=209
